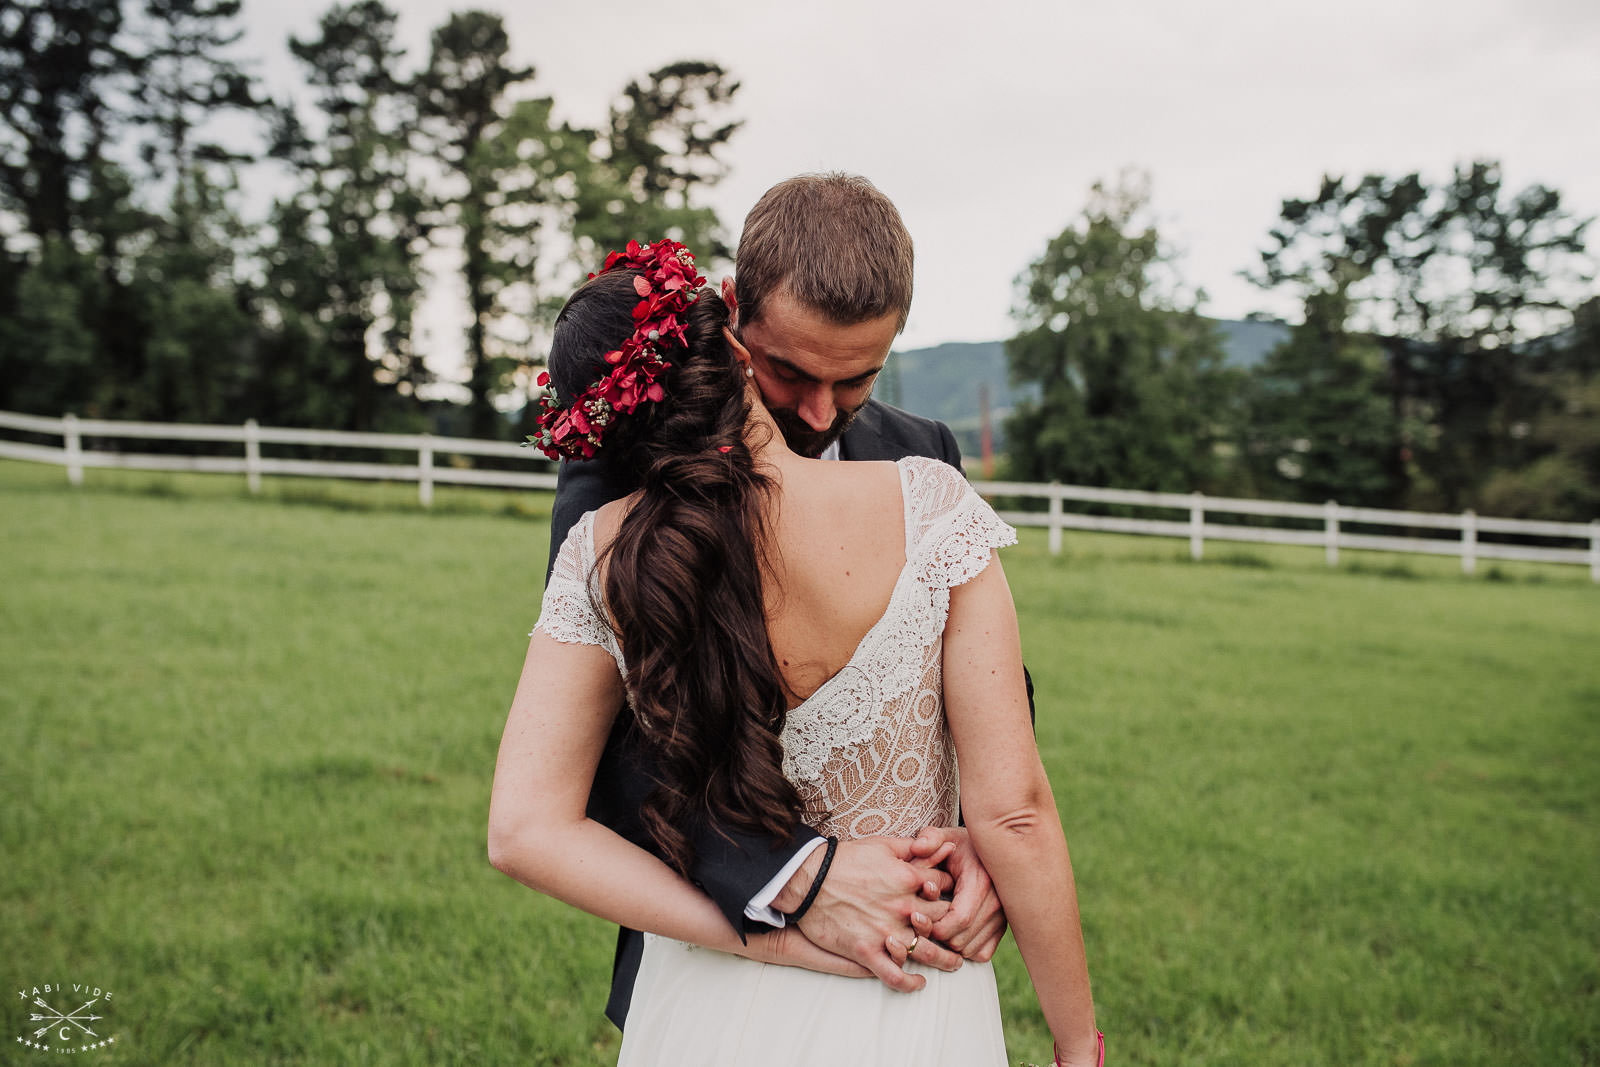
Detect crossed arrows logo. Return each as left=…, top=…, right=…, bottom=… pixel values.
left=28, top=995, right=102, bottom=1041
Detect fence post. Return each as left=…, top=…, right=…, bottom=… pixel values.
left=1461, top=509, right=1477, bottom=576
left=1590, top=520, right=1599, bottom=584
left=1048, top=482, right=1063, bottom=555
left=63, top=413, right=83, bottom=486
left=418, top=434, right=434, bottom=508
left=244, top=419, right=261, bottom=494
left=1189, top=492, right=1204, bottom=561
left=1324, top=499, right=1339, bottom=567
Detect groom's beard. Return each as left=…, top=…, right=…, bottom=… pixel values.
left=773, top=400, right=867, bottom=458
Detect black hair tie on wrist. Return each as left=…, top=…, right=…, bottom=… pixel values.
left=782, top=836, right=838, bottom=925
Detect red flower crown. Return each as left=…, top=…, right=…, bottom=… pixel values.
left=527, top=239, right=707, bottom=461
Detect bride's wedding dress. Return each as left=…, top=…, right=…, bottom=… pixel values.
left=537, top=456, right=1018, bottom=1067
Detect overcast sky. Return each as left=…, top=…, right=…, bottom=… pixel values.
left=242, top=0, right=1600, bottom=377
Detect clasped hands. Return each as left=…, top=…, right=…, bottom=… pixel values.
left=752, top=825, right=1006, bottom=993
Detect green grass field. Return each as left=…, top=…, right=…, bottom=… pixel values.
left=3, top=458, right=1597, bottom=1065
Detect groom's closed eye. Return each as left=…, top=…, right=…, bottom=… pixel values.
left=766, top=354, right=881, bottom=389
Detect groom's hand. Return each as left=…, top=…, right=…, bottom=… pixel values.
left=910, top=826, right=1008, bottom=962
left=740, top=925, right=872, bottom=979
left=773, top=836, right=963, bottom=992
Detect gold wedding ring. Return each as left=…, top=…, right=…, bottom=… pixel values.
left=905, top=935, right=919, bottom=957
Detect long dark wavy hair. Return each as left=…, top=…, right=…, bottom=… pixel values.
left=547, top=268, right=803, bottom=876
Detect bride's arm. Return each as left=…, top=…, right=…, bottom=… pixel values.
left=942, top=552, right=1101, bottom=1065
left=488, top=631, right=867, bottom=978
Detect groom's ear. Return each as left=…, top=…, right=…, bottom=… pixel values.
left=719, top=276, right=738, bottom=330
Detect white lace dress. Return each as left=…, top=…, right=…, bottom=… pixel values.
left=535, top=456, right=1018, bottom=1067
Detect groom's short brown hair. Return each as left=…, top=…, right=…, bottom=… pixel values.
left=734, top=172, right=914, bottom=332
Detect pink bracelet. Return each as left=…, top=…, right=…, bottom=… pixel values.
left=1053, top=1029, right=1105, bottom=1067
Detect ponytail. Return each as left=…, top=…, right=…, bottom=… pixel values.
left=551, top=269, right=803, bottom=875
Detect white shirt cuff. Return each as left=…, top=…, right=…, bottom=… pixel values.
left=743, top=836, right=828, bottom=927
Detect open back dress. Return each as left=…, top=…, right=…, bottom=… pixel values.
left=534, top=456, right=1018, bottom=1067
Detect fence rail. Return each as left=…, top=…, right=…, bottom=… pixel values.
left=3, top=409, right=1595, bottom=580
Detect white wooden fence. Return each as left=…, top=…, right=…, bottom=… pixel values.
left=3, top=409, right=1596, bottom=581
left=0, top=409, right=560, bottom=506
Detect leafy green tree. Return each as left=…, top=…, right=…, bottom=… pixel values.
left=1476, top=297, right=1600, bottom=520
left=110, top=0, right=264, bottom=424
left=1254, top=160, right=1594, bottom=509
left=0, top=0, right=129, bottom=244
left=0, top=2, right=745, bottom=435
left=415, top=9, right=539, bottom=439
left=264, top=0, right=428, bottom=430
left=129, top=0, right=261, bottom=179
left=479, top=96, right=601, bottom=416
left=0, top=237, right=101, bottom=413
left=0, top=0, right=133, bottom=416
left=1241, top=275, right=1402, bottom=505
left=0, top=0, right=266, bottom=424
left=574, top=60, right=741, bottom=263
left=129, top=168, right=257, bottom=422
left=1005, top=175, right=1236, bottom=492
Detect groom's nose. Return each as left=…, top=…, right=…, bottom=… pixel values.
left=795, top=384, right=836, bottom=431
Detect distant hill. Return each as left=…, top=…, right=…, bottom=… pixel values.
left=881, top=318, right=1290, bottom=457
left=1214, top=318, right=1292, bottom=369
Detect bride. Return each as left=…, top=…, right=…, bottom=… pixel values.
left=488, top=240, right=1102, bottom=1066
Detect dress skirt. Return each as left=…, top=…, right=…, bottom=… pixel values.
left=616, top=934, right=1009, bottom=1067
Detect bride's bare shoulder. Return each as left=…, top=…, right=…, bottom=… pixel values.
left=780, top=459, right=904, bottom=536
left=590, top=493, right=639, bottom=554
left=815, top=457, right=902, bottom=497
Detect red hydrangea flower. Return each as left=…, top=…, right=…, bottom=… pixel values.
left=525, top=239, right=706, bottom=461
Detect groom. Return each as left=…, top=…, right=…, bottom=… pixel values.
left=546, top=172, right=1013, bottom=1029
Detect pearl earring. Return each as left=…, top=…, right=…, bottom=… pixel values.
left=745, top=365, right=754, bottom=378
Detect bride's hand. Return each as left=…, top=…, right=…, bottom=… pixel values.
left=739, top=924, right=872, bottom=979
left=911, top=825, right=1008, bottom=961
left=780, top=836, right=960, bottom=992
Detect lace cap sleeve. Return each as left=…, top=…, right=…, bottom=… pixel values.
left=531, top=513, right=626, bottom=676
left=901, top=456, right=1017, bottom=589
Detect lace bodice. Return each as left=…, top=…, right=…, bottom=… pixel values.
left=533, top=456, right=1017, bottom=841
